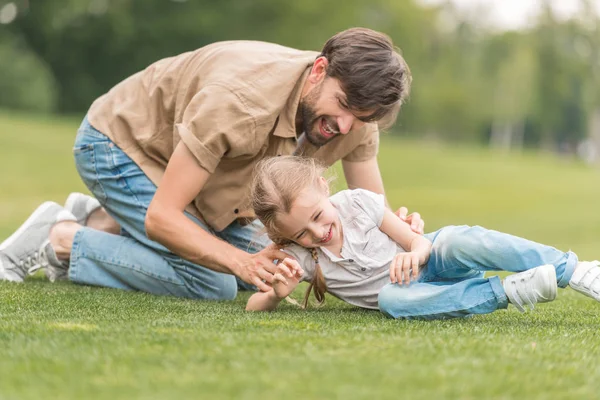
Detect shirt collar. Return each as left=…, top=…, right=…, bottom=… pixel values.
left=272, top=67, right=310, bottom=138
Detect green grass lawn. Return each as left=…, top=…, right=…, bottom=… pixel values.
left=1, top=111, right=599, bottom=399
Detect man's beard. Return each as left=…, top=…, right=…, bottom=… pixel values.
left=298, top=85, right=339, bottom=147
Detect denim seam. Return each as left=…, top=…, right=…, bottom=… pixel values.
left=393, top=280, right=505, bottom=318
left=393, top=296, right=500, bottom=319
left=69, top=229, right=184, bottom=286
left=106, top=144, right=148, bottom=212
left=68, top=229, right=85, bottom=282
left=558, top=251, right=578, bottom=288
left=487, top=275, right=509, bottom=308
left=88, top=254, right=185, bottom=285
left=78, top=142, right=110, bottom=205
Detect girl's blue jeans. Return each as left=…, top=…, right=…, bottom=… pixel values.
left=69, top=116, right=266, bottom=300
left=378, top=226, right=578, bottom=320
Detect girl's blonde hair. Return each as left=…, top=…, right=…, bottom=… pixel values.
left=250, top=156, right=328, bottom=308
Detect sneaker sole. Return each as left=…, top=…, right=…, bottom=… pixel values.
left=0, top=202, right=56, bottom=251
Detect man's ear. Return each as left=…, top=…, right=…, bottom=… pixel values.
left=308, top=56, right=329, bottom=85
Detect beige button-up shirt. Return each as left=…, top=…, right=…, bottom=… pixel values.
left=88, top=40, right=379, bottom=231
left=285, top=189, right=406, bottom=310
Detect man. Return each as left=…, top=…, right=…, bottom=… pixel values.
left=0, top=27, right=422, bottom=299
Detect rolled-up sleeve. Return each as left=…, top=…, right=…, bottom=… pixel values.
left=176, top=84, right=257, bottom=174
left=342, top=123, right=379, bottom=162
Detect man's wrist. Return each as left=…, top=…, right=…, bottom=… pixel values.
left=228, top=248, right=253, bottom=278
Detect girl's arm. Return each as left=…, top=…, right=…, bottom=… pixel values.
left=379, top=208, right=432, bottom=284
left=246, top=289, right=284, bottom=311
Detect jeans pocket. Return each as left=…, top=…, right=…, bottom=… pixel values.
left=107, top=146, right=156, bottom=210
left=73, top=119, right=110, bottom=153
left=74, top=141, right=108, bottom=204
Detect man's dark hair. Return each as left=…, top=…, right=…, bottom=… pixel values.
left=319, top=27, right=412, bottom=129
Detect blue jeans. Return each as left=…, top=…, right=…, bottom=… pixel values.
left=377, top=225, right=578, bottom=320
left=69, top=116, right=267, bottom=299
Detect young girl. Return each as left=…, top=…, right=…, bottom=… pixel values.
left=246, top=156, right=600, bottom=319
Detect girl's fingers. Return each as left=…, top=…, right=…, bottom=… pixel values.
left=403, top=256, right=412, bottom=284
left=390, top=256, right=398, bottom=283
left=273, top=273, right=288, bottom=286
left=412, top=256, right=419, bottom=280
left=283, top=258, right=304, bottom=275
left=278, top=263, right=293, bottom=278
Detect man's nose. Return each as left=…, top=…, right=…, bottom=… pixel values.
left=337, top=113, right=355, bottom=135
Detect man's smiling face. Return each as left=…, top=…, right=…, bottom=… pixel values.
left=297, top=58, right=375, bottom=147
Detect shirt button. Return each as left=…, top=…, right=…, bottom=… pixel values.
left=234, top=209, right=239, bottom=214
left=361, top=267, right=366, bottom=271
left=348, top=259, right=354, bottom=263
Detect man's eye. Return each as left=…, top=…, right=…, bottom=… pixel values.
left=314, top=212, right=322, bottom=221
left=338, top=99, right=349, bottom=109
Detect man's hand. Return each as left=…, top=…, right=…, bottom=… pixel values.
left=272, top=258, right=303, bottom=299
left=395, top=207, right=425, bottom=234
left=237, top=244, right=291, bottom=292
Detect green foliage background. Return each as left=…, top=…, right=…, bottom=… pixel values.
left=1, top=0, right=600, bottom=150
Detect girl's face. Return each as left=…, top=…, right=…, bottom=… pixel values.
left=275, top=178, right=342, bottom=252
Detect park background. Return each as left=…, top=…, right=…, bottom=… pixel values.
left=1, top=0, right=600, bottom=399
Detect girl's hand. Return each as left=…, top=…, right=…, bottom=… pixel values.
left=390, top=252, right=422, bottom=285
left=272, top=258, right=303, bottom=299
left=241, top=244, right=292, bottom=292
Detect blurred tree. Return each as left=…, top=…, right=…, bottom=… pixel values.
left=532, top=2, right=571, bottom=149
left=483, top=33, right=536, bottom=150
left=0, top=0, right=597, bottom=156
left=6, top=0, right=433, bottom=114
left=0, top=30, right=56, bottom=112
left=577, top=0, right=600, bottom=162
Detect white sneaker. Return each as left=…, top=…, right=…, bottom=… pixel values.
left=64, top=192, right=101, bottom=226
left=569, top=261, right=600, bottom=302
left=503, top=264, right=557, bottom=312
left=0, top=202, right=76, bottom=282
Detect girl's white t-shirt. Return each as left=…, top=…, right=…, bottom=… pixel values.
left=284, top=188, right=406, bottom=310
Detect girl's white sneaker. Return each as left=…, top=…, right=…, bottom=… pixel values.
left=569, top=261, right=600, bottom=301
left=503, top=264, right=557, bottom=312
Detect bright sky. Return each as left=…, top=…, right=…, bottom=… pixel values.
left=419, top=0, right=600, bottom=30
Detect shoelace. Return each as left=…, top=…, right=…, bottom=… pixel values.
left=19, top=245, right=51, bottom=275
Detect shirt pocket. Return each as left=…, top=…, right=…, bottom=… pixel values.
left=361, top=227, right=397, bottom=265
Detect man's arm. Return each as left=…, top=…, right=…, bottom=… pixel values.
left=145, top=142, right=287, bottom=291
left=342, top=157, right=424, bottom=234
left=342, top=156, right=386, bottom=198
